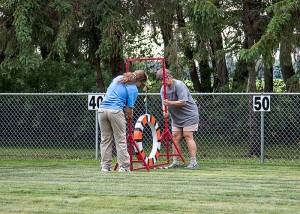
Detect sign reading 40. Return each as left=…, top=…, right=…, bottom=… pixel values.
left=88, top=95, right=105, bottom=110
left=253, top=95, right=271, bottom=112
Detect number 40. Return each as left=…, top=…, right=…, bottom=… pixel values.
left=88, top=95, right=105, bottom=110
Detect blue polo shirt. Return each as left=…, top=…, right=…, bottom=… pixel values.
left=100, top=75, right=138, bottom=110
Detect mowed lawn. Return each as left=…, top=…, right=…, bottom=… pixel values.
left=0, top=159, right=299, bottom=214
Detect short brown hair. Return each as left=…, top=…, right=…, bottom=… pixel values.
left=156, top=69, right=172, bottom=81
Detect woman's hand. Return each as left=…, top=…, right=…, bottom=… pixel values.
left=125, top=106, right=133, bottom=119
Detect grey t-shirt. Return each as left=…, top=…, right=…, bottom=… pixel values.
left=160, top=79, right=199, bottom=127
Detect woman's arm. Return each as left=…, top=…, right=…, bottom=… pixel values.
left=125, top=106, right=133, bottom=119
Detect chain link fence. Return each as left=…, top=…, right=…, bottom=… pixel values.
left=0, top=93, right=299, bottom=164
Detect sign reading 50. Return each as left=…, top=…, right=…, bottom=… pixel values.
left=253, top=95, right=270, bottom=112
left=88, top=95, right=105, bottom=110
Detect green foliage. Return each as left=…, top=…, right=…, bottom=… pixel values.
left=192, top=0, right=219, bottom=24
left=96, top=0, right=141, bottom=61
left=52, top=15, right=74, bottom=60
left=189, top=0, right=222, bottom=56
left=49, top=0, right=72, bottom=13
left=184, top=79, right=195, bottom=92
left=145, top=78, right=161, bottom=93
left=240, top=0, right=300, bottom=66
left=0, top=0, right=42, bottom=71
left=12, top=0, right=37, bottom=46
left=0, top=0, right=299, bottom=93
left=34, top=60, right=97, bottom=92
left=0, top=59, right=97, bottom=92
left=256, top=79, right=286, bottom=92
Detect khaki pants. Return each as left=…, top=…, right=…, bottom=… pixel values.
left=98, top=108, right=130, bottom=169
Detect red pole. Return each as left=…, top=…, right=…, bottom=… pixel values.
left=126, top=57, right=165, bottom=62
left=161, top=59, right=170, bottom=163
left=128, top=118, right=133, bottom=171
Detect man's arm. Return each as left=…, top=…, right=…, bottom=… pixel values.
left=163, top=99, right=186, bottom=107
left=162, top=99, right=186, bottom=118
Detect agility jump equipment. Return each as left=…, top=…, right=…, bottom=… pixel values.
left=134, top=114, right=161, bottom=166
left=114, top=57, right=186, bottom=171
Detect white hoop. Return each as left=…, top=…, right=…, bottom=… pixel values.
left=133, top=114, right=161, bottom=166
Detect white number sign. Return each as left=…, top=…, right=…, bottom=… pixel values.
left=88, top=95, right=105, bottom=110
left=253, top=96, right=270, bottom=112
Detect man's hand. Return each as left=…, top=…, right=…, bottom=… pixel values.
left=163, top=99, right=174, bottom=106
left=163, top=111, right=169, bottom=118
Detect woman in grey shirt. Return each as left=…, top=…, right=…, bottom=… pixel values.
left=156, top=69, right=199, bottom=168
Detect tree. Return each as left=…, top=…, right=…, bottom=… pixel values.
left=176, top=1, right=201, bottom=91
left=0, top=0, right=144, bottom=92
left=198, top=0, right=229, bottom=92
left=1, top=0, right=300, bottom=93
left=240, top=0, right=300, bottom=92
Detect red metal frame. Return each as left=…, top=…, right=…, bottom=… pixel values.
left=114, top=118, right=150, bottom=171
left=114, top=57, right=185, bottom=171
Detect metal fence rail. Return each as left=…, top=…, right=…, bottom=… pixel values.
left=0, top=93, right=299, bottom=164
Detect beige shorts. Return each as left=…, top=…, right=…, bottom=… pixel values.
left=172, top=124, right=199, bottom=132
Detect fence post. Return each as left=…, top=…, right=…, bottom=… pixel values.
left=260, top=110, right=265, bottom=164
left=95, top=111, right=99, bottom=160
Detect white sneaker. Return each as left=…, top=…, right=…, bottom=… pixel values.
left=168, top=162, right=179, bottom=168
left=185, top=163, right=199, bottom=168
left=100, top=167, right=111, bottom=172
left=118, top=166, right=130, bottom=172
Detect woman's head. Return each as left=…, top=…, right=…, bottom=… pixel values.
left=119, top=70, right=148, bottom=86
left=133, top=70, right=148, bottom=83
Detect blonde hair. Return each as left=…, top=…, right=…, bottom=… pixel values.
left=119, top=70, right=147, bottom=84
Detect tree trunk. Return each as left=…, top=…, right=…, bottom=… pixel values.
left=0, top=52, right=4, bottom=64
left=109, top=55, right=125, bottom=78
left=158, top=9, right=173, bottom=69
left=94, top=56, right=105, bottom=92
left=211, top=0, right=229, bottom=92
left=176, top=3, right=201, bottom=92
left=280, top=28, right=299, bottom=91
left=211, top=36, right=229, bottom=92
left=199, top=60, right=213, bottom=92
left=90, top=24, right=106, bottom=92
left=248, top=62, right=256, bottom=92
left=232, top=60, right=248, bottom=92
left=264, top=65, right=273, bottom=92
left=242, top=0, right=264, bottom=156
left=244, top=24, right=256, bottom=92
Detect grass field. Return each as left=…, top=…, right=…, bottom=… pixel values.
left=0, top=159, right=299, bottom=214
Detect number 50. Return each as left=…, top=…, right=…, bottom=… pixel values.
left=253, top=96, right=270, bottom=112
